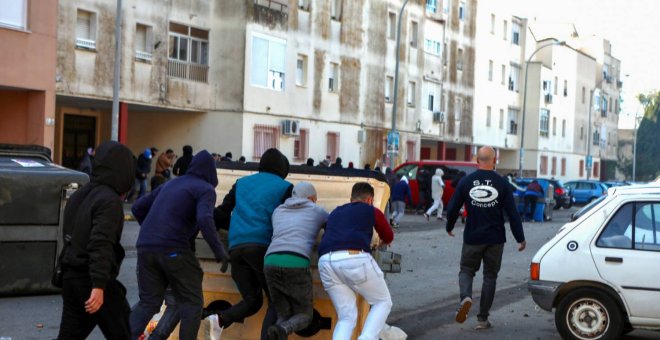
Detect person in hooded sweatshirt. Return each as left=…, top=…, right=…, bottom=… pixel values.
left=56, top=140, right=136, bottom=340
left=390, top=174, right=412, bottom=228
left=173, top=145, right=193, bottom=176
left=130, top=150, right=229, bottom=340
left=264, top=182, right=328, bottom=339
left=213, top=148, right=293, bottom=339
left=425, top=168, right=446, bottom=221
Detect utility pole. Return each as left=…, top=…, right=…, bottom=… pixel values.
left=632, top=111, right=641, bottom=182
left=388, top=0, right=410, bottom=170
left=111, top=0, right=123, bottom=141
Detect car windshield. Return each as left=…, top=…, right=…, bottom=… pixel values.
left=571, top=195, right=607, bottom=221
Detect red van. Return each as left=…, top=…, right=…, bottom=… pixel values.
left=393, top=160, right=478, bottom=207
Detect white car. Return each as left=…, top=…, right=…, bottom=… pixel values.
left=528, top=183, right=660, bottom=339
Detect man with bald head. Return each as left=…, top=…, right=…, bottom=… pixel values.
left=445, top=146, right=525, bottom=330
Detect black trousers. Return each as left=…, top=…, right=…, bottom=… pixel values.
left=264, top=265, right=314, bottom=334
left=57, top=276, right=130, bottom=340
left=221, top=246, right=276, bottom=340
left=523, top=195, right=539, bottom=221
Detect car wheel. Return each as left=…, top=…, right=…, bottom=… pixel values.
left=555, top=288, right=624, bottom=340
left=562, top=200, right=573, bottom=209
left=554, top=201, right=562, bottom=210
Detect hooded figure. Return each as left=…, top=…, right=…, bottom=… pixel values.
left=173, top=145, right=194, bottom=176
left=130, top=150, right=228, bottom=340
left=77, top=147, right=94, bottom=174
left=56, top=141, right=136, bottom=339
left=425, top=168, right=446, bottom=220
left=213, top=148, right=293, bottom=337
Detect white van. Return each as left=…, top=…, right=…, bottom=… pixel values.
left=528, top=183, right=660, bottom=339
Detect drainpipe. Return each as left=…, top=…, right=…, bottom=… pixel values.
left=111, top=0, right=123, bottom=141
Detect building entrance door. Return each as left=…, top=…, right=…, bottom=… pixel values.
left=62, top=114, right=96, bottom=169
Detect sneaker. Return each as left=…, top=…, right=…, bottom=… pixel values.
left=267, top=324, right=288, bottom=340
left=475, top=320, right=492, bottom=330
left=437, top=216, right=445, bottom=221
left=423, top=213, right=430, bottom=221
left=455, top=297, right=472, bottom=323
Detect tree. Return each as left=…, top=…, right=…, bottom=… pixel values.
left=634, top=92, right=660, bottom=181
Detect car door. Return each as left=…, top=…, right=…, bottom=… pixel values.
left=572, top=181, right=589, bottom=203
left=591, top=201, right=660, bottom=319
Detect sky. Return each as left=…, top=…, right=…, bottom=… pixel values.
left=505, top=0, right=660, bottom=129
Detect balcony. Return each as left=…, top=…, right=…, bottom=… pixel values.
left=135, top=51, right=152, bottom=62
left=252, top=0, right=288, bottom=28
left=75, top=38, right=96, bottom=50
left=168, top=59, right=208, bottom=83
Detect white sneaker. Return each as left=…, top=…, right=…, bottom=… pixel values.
left=475, top=320, right=492, bottom=330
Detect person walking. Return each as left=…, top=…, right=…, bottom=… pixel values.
left=390, top=174, right=412, bottom=228
left=152, top=148, right=175, bottom=191
left=126, top=148, right=153, bottom=202
left=129, top=150, right=229, bottom=340
left=173, top=145, right=193, bottom=176
left=317, top=182, right=394, bottom=340
left=445, top=146, right=525, bottom=330
left=77, top=146, right=94, bottom=174
left=213, top=148, right=293, bottom=339
left=424, top=168, right=445, bottom=221
left=523, top=180, right=544, bottom=222
left=264, top=182, right=329, bottom=339
left=56, top=141, right=136, bottom=340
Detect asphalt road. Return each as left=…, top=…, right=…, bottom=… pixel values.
left=1, top=205, right=658, bottom=339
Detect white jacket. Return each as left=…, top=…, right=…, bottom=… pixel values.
left=431, top=168, right=445, bottom=199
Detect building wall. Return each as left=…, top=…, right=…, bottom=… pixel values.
left=0, top=0, right=58, bottom=149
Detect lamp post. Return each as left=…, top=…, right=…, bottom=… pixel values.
left=632, top=111, right=642, bottom=182
left=111, top=0, right=123, bottom=141
left=585, top=88, right=597, bottom=180
left=389, top=0, right=410, bottom=170
left=518, top=40, right=565, bottom=178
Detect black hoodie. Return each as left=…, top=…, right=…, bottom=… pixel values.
left=173, top=145, right=193, bottom=176
left=61, top=141, right=136, bottom=289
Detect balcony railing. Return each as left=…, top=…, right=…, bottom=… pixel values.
left=135, top=50, right=152, bottom=61
left=168, top=59, right=208, bottom=83
left=76, top=38, right=96, bottom=50
left=253, top=0, right=288, bottom=27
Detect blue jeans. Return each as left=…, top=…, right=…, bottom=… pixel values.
left=130, top=251, right=203, bottom=340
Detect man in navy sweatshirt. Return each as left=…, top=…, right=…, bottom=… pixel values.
left=445, top=146, right=525, bottom=330
left=130, top=150, right=229, bottom=340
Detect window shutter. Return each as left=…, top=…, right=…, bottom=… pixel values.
left=269, top=41, right=286, bottom=73
left=251, top=37, right=269, bottom=87
left=76, top=11, right=91, bottom=40
left=0, top=0, right=27, bottom=29
left=136, top=25, right=147, bottom=52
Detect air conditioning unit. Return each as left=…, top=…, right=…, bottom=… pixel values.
left=433, top=111, right=445, bottom=123
left=281, top=120, right=300, bottom=136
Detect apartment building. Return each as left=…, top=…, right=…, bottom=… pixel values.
left=0, top=0, right=58, bottom=150
left=53, top=0, right=447, bottom=168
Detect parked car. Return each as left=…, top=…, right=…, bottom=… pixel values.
left=528, top=183, right=660, bottom=339
left=602, top=181, right=630, bottom=188
left=545, top=178, right=574, bottom=209
left=564, top=180, right=607, bottom=204
left=393, top=160, right=478, bottom=206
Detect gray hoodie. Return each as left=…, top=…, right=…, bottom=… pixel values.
left=431, top=168, right=445, bottom=199
left=267, top=197, right=329, bottom=259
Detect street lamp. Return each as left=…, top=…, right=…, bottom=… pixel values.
left=632, top=111, right=642, bottom=182
left=389, top=0, right=410, bottom=170
left=518, top=40, right=565, bottom=178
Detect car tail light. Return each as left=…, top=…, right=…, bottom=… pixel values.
left=530, top=262, right=540, bottom=281
left=555, top=187, right=564, bottom=196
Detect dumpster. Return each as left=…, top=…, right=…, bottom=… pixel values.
left=0, top=144, right=89, bottom=296
left=169, top=164, right=398, bottom=339
left=513, top=178, right=555, bottom=222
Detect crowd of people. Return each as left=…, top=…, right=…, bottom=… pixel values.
left=55, top=143, right=527, bottom=340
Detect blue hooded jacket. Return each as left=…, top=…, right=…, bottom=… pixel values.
left=132, top=150, right=227, bottom=260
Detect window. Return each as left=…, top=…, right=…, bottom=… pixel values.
left=553, top=76, right=558, bottom=95
left=580, top=126, right=584, bottom=140
left=488, top=60, right=493, bottom=81
left=331, top=0, right=341, bottom=20
left=596, top=202, right=660, bottom=251
left=609, top=97, right=613, bottom=113
left=579, top=159, right=584, bottom=177
left=490, top=14, right=495, bottom=34
left=596, top=203, right=633, bottom=249
left=564, top=80, right=568, bottom=97
left=582, top=86, right=586, bottom=104
left=486, top=106, right=492, bottom=127
left=499, top=109, right=504, bottom=129
left=76, top=9, right=97, bottom=49
left=511, top=21, right=521, bottom=45
left=540, top=109, right=550, bottom=137
left=561, top=158, right=566, bottom=176
left=509, top=64, right=520, bottom=92
left=294, top=129, right=309, bottom=160
left=426, top=0, right=437, bottom=14
left=501, top=65, right=506, bottom=85
left=552, top=117, right=557, bottom=136
left=135, top=24, right=153, bottom=61
left=253, top=125, right=279, bottom=159
left=169, top=23, right=210, bottom=82
left=296, top=54, right=307, bottom=86
left=540, top=156, right=548, bottom=175
left=551, top=157, right=557, bottom=175
left=425, top=83, right=437, bottom=111
left=0, top=0, right=28, bottom=30
left=458, top=1, right=466, bottom=21
left=328, top=62, right=339, bottom=92
left=593, top=161, right=600, bottom=178
left=298, top=0, right=310, bottom=11
left=593, top=129, right=600, bottom=146
left=410, top=21, right=418, bottom=48
left=407, top=81, right=416, bottom=107
left=250, top=33, right=286, bottom=91
left=388, top=12, right=396, bottom=40
left=443, top=0, right=450, bottom=14
left=327, top=132, right=340, bottom=162
left=562, top=119, right=566, bottom=137
left=633, top=203, right=660, bottom=250
left=424, top=39, right=442, bottom=56
left=503, top=20, right=508, bottom=40
left=457, top=48, right=464, bottom=71
left=406, top=141, right=416, bottom=161
left=385, top=76, right=393, bottom=102
left=507, top=108, right=518, bottom=134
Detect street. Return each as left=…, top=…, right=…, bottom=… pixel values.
left=1, top=206, right=658, bottom=339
